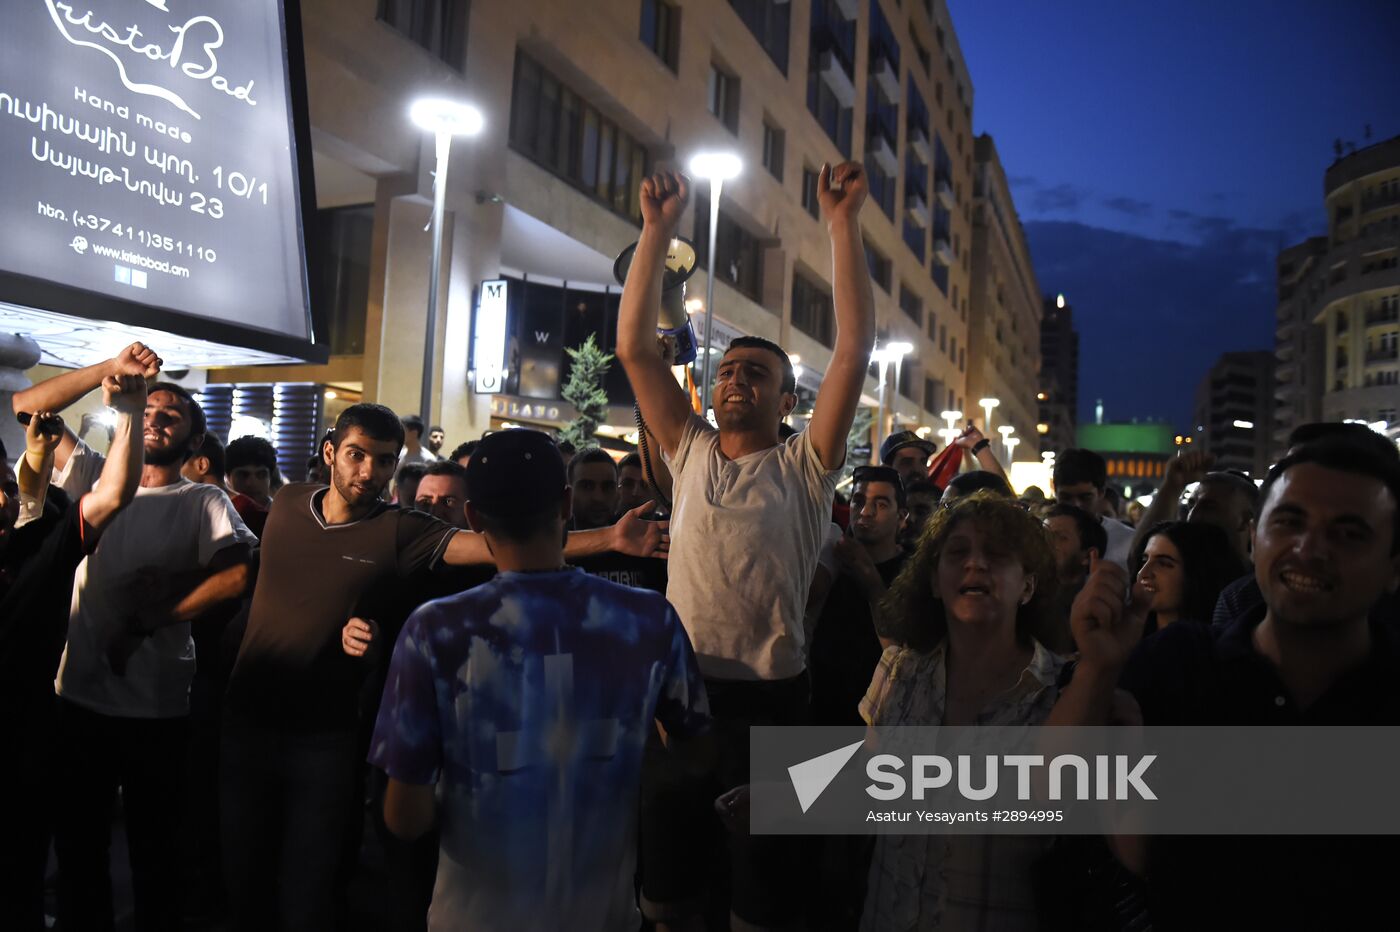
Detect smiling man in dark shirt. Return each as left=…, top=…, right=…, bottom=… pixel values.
left=1053, top=438, right=1400, bottom=930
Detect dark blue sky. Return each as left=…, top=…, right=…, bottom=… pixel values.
left=947, top=0, right=1400, bottom=426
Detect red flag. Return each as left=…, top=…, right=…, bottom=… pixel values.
left=926, top=442, right=964, bottom=490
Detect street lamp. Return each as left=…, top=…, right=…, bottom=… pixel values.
left=872, top=342, right=913, bottom=446
left=1005, top=436, right=1021, bottom=461
left=689, top=151, right=743, bottom=404
left=409, top=97, right=484, bottom=423
left=978, top=397, right=1000, bottom=435
left=940, top=409, right=963, bottom=437
left=998, top=424, right=1015, bottom=460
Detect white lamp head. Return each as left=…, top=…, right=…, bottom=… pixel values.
left=979, top=397, right=1000, bottom=409
left=410, top=98, right=484, bottom=136
left=941, top=410, right=963, bottom=422
left=998, top=425, right=1015, bottom=437
left=887, top=341, right=914, bottom=357
left=689, top=151, right=743, bottom=182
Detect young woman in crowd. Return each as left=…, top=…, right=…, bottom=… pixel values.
left=1130, top=521, right=1248, bottom=633
left=860, top=492, right=1064, bottom=931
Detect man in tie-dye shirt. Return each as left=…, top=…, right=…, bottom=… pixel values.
left=370, top=429, right=709, bottom=931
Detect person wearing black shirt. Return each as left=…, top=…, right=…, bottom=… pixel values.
left=567, top=447, right=668, bottom=593
left=1051, top=439, right=1400, bottom=930
left=809, top=466, right=908, bottom=726
left=2, top=374, right=146, bottom=931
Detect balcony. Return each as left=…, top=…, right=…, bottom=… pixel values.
left=1366, top=309, right=1400, bottom=327
left=935, top=177, right=955, bottom=209
left=1275, top=318, right=1295, bottom=342
left=933, top=236, right=954, bottom=267
left=1366, top=348, right=1399, bottom=365
left=1362, top=190, right=1400, bottom=214
left=866, top=129, right=897, bottom=174
left=818, top=49, right=856, bottom=108
left=908, top=124, right=930, bottom=163
left=905, top=190, right=931, bottom=228
left=870, top=52, right=900, bottom=100
left=1276, top=342, right=1295, bottom=362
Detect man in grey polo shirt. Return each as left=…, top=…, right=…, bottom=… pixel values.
left=616, top=163, right=875, bottom=931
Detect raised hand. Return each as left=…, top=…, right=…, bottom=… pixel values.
left=111, top=342, right=162, bottom=380
left=818, top=161, right=868, bottom=223
left=1069, top=553, right=1149, bottom=674
left=612, top=501, right=668, bottom=559
left=1164, top=449, right=1216, bottom=488
left=955, top=421, right=987, bottom=451
left=102, top=374, right=148, bottom=415
left=342, top=617, right=379, bottom=658
left=24, top=409, right=63, bottom=458
left=639, top=171, right=690, bottom=235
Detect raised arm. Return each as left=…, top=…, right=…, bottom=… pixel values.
left=79, top=376, right=146, bottom=537
left=17, top=410, right=62, bottom=515
left=615, top=171, right=697, bottom=458
left=809, top=163, right=877, bottom=469
left=1127, top=450, right=1214, bottom=557
left=442, top=500, right=667, bottom=565
left=12, top=342, right=162, bottom=473
left=954, top=423, right=1010, bottom=483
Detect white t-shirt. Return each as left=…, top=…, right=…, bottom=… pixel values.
left=663, top=414, right=839, bottom=680
left=399, top=446, right=439, bottom=465
left=54, top=440, right=256, bottom=718
left=1101, top=516, right=1136, bottom=569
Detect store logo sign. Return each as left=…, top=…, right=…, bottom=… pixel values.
left=473, top=279, right=508, bottom=394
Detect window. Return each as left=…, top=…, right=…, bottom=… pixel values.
left=792, top=269, right=834, bottom=347
left=939, top=324, right=947, bottom=352
left=959, top=347, right=966, bottom=372
left=510, top=52, right=650, bottom=224
left=762, top=121, right=785, bottom=181
left=899, top=362, right=914, bottom=399
left=708, top=63, right=741, bottom=134
left=801, top=166, right=820, bottom=219
left=640, top=0, right=680, bottom=71
left=729, top=0, right=790, bottom=73
left=924, top=377, right=941, bottom=413
left=378, top=0, right=469, bottom=70
left=949, top=334, right=957, bottom=360
left=865, top=240, right=892, bottom=292
left=807, top=0, right=856, bottom=155
left=694, top=196, right=766, bottom=304
left=927, top=311, right=937, bottom=341
left=312, top=204, right=374, bottom=356
left=899, top=283, right=922, bottom=324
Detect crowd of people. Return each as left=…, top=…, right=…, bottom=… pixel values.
left=4, top=162, right=1399, bottom=932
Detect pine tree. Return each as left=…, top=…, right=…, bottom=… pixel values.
left=559, top=334, right=614, bottom=449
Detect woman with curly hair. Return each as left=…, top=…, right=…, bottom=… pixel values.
left=859, top=491, right=1066, bottom=932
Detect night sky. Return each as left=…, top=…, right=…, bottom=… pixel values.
left=947, top=0, right=1400, bottom=427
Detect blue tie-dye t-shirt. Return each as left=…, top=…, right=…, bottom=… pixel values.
left=369, top=567, right=709, bottom=931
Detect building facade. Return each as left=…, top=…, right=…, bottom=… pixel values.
left=966, top=134, right=1041, bottom=460
left=1275, top=134, right=1400, bottom=454
left=1038, top=294, right=1078, bottom=455
left=1193, top=351, right=1274, bottom=478
left=1076, top=421, right=1176, bottom=500
left=1271, top=236, right=1328, bottom=457
left=189, top=0, right=1003, bottom=460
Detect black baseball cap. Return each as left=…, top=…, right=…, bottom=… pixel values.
left=464, top=429, right=567, bottom=517
left=880, top=430, right=936, bottom=465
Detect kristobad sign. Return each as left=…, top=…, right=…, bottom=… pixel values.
left=0, top=0, right=319, bottom=362
left=751, top=726, right=1400, bottom=835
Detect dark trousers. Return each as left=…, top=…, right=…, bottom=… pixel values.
left=0, top=693, right=57, bottom=932
left=640, top=672, right=811, bottom=928
left=52, top=698, right=189, bottom=932
left=219, top=715, right=360, bottom=932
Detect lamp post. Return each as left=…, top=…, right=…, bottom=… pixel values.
left=873, top=342, right=913, bottom=445
left=940, top=409, right=963, bottom=438
left=689, top=151, right=743, bottom=406
left=998, top=425, right=1015, bottom=460
left=978, top=397, right=1000, bottom=436
left=1005, top=436, right=1021, bottom=462
left=409, top=97, right=484, bottom=423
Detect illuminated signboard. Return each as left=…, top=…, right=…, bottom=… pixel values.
left=472, top=279, right=508, bottom=394
left=0, top=0, right=322, bottom=366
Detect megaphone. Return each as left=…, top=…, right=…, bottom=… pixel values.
left=613, top=236, right=700, bottom=366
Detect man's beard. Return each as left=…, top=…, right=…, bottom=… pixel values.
left=145, top=438, right=193, bottom=467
